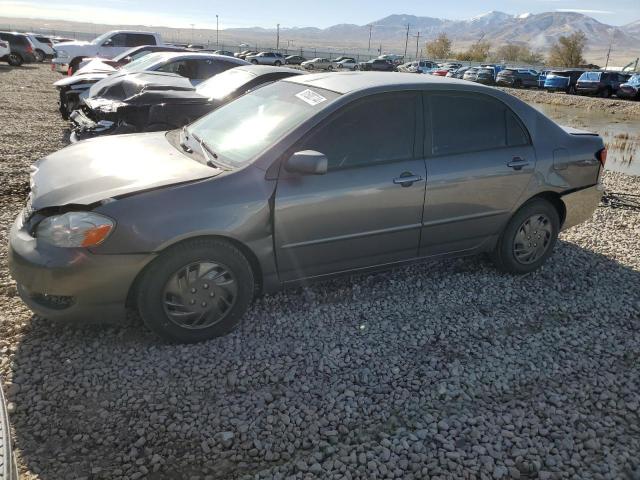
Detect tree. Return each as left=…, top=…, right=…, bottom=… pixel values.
left=456, top=41, right=491, bottom=62
left=492, top=43, right=544, bottom=64
left=425, top=33, right=452, bottom=59
left=548, top=32, right=587, bottom=67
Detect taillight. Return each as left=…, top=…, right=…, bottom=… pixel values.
left=26, top=44, right=33, bottom=53
left=597, top=148, right=607, bottom=167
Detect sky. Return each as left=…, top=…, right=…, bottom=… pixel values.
left=1, top=0, right=639, bottom=29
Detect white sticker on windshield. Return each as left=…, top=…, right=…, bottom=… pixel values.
left=295, top=89, right=327, bottom=106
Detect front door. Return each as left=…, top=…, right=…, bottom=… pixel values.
left=420, top=91, right=537, bottom=256
left=274, top=92, right=426, bottom=281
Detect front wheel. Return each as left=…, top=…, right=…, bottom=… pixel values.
left=7, top=53, right=22, bottom=66
left=492, top=199, right=560, bottom=274
left=327, top=65, right=333, bottom=71
left=251, top=59, right=258, bottom=65
left=274, top=60, right=281, bottom=66
left=34, top=49, right=45, bottom=62
left=137, top=238, right=255, bottom=343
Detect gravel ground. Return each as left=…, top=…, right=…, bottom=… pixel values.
left=1, top=64, right=640, bottom=480
left=497, top=87, right=640, bottom=119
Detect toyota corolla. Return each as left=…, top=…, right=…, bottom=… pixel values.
left=9, top=73, right=606, bottom=343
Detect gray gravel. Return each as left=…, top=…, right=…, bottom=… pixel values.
left=1, top=64, right=640, bottom=480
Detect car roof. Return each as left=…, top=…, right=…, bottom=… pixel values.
left=235, top=65, right=305, bottom=75
left=284, top=71, right=495, bottom=95
left=149, top=51, right=249, bottom=64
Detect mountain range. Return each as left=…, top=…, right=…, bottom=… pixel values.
left=1, top=10, right=638, bottom=64
left=223, top=11, right=640, bottom=63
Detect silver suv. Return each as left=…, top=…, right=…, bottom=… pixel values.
left=244, top=51, right=285, bottom=66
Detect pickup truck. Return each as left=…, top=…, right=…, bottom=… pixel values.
left=52, top=30, right=162, bottom=74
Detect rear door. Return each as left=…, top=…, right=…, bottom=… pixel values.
left=420, top=91, right=536, bottom=256
left=274, top=91, right=426, bottom=281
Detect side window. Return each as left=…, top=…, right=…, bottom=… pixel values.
left=157, top=59, right=197, bottom=78
left=430, top=93, right=527, bottom=156
left=506, top=110, right=529, bottom=147
left=126, top=34, right=156, bottom=47
left=300, top=92, right=417, bottom=170
left=107, top=33, right=128, bottom=47
left=195, top=59, right=235, bottom=79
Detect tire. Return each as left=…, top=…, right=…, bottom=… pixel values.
left=137, top=238, right=255, bottom=343
left=251, top=59, right=258, bottom=65
left=274, top=60, right=281, bottom=66
left=514, top=80, right=522, bottom=89
left=354, top=65, right=359, bottom=71
left=491, top=198, right=560, bottom=275
left=7, top=53, right=22, bottom=66
left=34, top=49, right=45, bottom=62
left=327, top=65, right=333, bottom=71
left=307, top=64, right=313, bottom=70
left=601, top=88, right=612, bottom=98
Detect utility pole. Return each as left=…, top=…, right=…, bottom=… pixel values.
left=413, top=32, right=421, bottom=60
left=216, top=15, right=219, bottom=47
left=368, top=24, right=373, bottom=52
left=604, top=38, right=613, bottom=70
left=403, top=24, right=410, bottom=59
left=276, top=23, right=280, bottom=51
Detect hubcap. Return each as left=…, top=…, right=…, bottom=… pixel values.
left=162, top=261, right=237, bottom=329
left=513, top=214, right=552, bottom=265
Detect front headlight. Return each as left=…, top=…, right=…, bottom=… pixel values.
left=36, top=212, right=114, bottom=248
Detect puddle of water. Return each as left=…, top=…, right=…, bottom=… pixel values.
left=531, top=102, right=640, bottom=176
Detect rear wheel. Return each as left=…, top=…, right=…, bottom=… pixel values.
left=7, top=53, right=22, bottom=66
left=600, top=88, right=612, bottom=98
left=492, top=199, right=560, bottom=274
left=137, top=238, right=255, bottom=343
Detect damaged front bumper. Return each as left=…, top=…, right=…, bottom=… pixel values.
left=69, top=109, right=136, bottom=143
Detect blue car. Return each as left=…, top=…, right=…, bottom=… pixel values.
left=538, top=70, right=550, bottom=88
left=544, top=70, right=585, bottom=94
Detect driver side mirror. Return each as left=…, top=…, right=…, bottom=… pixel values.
left=285, top=150, right=328, bottom=175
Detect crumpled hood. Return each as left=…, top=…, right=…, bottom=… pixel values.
left=30, top=132, right=219, bottom=210
left=88, top=71, right=194, bottom=100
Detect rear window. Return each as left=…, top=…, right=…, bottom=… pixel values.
left=580, top=72, right=602, bottom=81
left=35, top=36, right=50, bottom=43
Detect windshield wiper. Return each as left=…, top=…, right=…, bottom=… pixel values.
left=192, top=133, right=221, bottom=169
left=179, top=125, right=193, bottom=153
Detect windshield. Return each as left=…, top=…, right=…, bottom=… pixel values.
left=119, top=52, right=166, bottom=73
left=549, top=71, right=570, bottom=78
left=91, top=31, right=114, bottom=45
left=628, top=74, right=640, bottom=85
left=113, top=46, right=141, bottom=62
left=478, top=68, right=493, bottom=74
left=187, top=81, right=339, bottom=167
left=196, top=68, right=255, bottom=100
left=580, top=71, right=602, bottom=81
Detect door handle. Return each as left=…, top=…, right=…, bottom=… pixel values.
left=393, top=173, right=424, bottom=187
left=507, top=157, right=530, bottom=170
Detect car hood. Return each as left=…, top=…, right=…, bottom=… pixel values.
left=30, top=132, right=219, bottom=210
left=76, top=59, right=118, bottom=75
left=54, top=72, right=111, bottom=87
left=88, top=71, right=194, bottom=100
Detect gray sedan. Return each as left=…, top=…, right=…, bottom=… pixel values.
left=9, top=73, right=605, bottom=343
